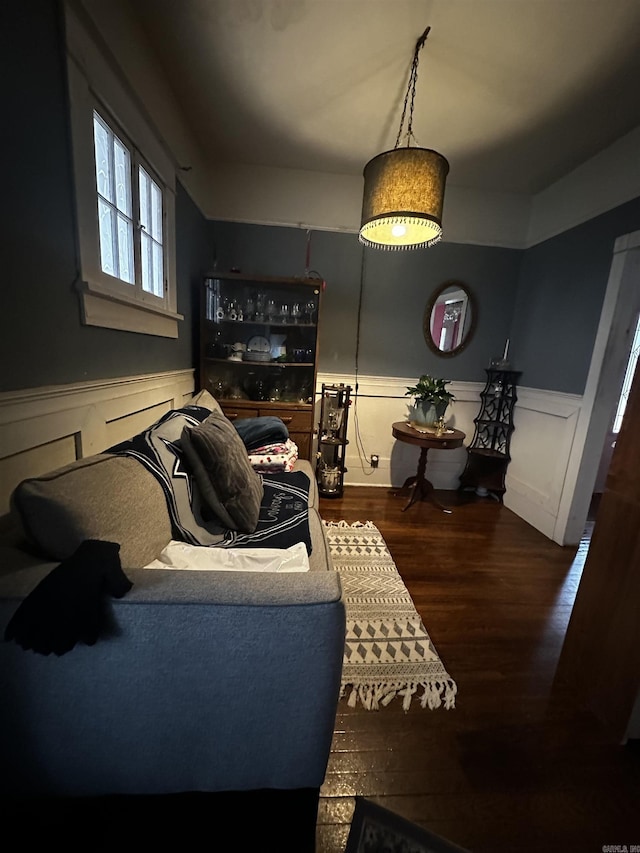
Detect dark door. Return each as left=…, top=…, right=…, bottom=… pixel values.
left=556, top=336, right=640, bottom=742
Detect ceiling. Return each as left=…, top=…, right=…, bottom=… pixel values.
left=128, top=0, right=640, bottom=195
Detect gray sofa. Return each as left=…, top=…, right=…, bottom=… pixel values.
left=0, top=391, right=345, bottom=819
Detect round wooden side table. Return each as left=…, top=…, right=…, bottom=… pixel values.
left=391, top=421, right=466, bottom=513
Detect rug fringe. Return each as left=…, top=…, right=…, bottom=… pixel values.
left=323, top=520, right=377, bottom=529
left=341, top=679, right=457, bottom=712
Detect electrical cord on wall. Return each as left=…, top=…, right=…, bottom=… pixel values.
left=306, top=226, right=375, bottom=475
left=352, top=246, right=377, bottom=476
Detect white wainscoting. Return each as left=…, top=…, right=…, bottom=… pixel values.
left=316, top=373, right=583, bottom=544
left=1, top=368, right=583, bottom=544
left=504, top=388, right=582, bottom=543
left=315, top=373, right=483, bottom=491
left=0, top=370, right=195, bottom=514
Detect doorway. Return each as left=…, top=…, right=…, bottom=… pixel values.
left=553, top=230, right=640, bottom=545
left=592, top=312, right=640, bottom=496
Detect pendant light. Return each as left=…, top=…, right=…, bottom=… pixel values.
left=359, top=27, right=449, bottom=251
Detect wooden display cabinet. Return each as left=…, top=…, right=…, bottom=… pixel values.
left=199, top=272, right=323, bottom=461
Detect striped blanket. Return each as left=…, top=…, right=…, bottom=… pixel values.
left=106, top=405, right=311, bottom=553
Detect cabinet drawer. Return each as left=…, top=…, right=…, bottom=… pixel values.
left=260, top=408, right=312, bottom=433
left=291, top=431, right=311, bottom=461
left=221, top=406, right=259, bottom=421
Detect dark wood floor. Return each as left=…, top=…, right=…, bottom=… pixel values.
left=316, top=486, right=639, bottom=853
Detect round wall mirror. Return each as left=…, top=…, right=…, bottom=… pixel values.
left=423, top=281, right=476, bottom=357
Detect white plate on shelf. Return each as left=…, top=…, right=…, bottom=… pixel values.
left=246, top=335, right=270, bottom=353
left=243, top=351, right=272, bottom=362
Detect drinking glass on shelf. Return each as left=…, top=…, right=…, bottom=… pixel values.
left=279, top=303, right=289, bottom=323
left=245, top=294, right=255, bottom=321
left=269, top=380, right=282, bottom=402
left=266, top=298, right=277, bottom=322
left=216, top=297, right=227, bottom=322
left=291, top=302, right=302, bottom=324
left=305, top=300, right=316, bottom=324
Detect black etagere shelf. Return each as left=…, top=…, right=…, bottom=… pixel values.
left=458, top=368, right=521, bottom=501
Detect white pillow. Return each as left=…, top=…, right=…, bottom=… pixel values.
left=144, top=540, right=310, bottom=572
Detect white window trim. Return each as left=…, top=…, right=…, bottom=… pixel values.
left=65, top=1, right=183, bottom=338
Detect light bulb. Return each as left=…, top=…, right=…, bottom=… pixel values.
left=391, top=224, right=407, bottom=237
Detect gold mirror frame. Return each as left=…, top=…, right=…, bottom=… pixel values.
left=423, top=280, right=477, bottom=357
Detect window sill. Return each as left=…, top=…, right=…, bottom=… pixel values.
left=78, top=280, right=184, bottom=338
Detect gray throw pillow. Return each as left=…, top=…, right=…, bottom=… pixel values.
left=181, top=412, right=264, bottom=533
left=11, top=454, right=172, bottom=567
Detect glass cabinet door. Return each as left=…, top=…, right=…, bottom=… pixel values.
left=201, top=274, right=320, bottom=405
left=199, top=272, right=323, bottom=461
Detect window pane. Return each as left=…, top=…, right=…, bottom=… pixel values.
left=93, top=114, right=112, bottom=202
left=117, top=214, right=134, bottom=284
left=150, top=179, right=163, bottom=241
left=139, top=165, right=164, bottom=298
left=98, top=199, right=115, bottom=276
left=152, top=241, right=163, bottom=297
left=114, top=139, right=131, bottom=217
left=139, top=168, right=150, bottom=234
left=141, top=231, right=151, bottom=293
left=94, top=110, right=136, bottom=286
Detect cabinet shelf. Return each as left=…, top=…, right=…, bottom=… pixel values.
left=319, top=437, right=349, bottom=446
left=466, top=447, right=508, bottom=459
left=218, top=399, right=312, bottom=411
left=205, top=319, right=316, bottom=329
left=204, top=357, right=314, bottom=368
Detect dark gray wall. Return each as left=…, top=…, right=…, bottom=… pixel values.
left=3, top=3, right=639, bottom=399
left=0, top=1, right=208, bottom=393
left=209, top=221, right=522, bottom=383
left=510, top=197, right=640, bottom=394
left=211, top=195, right=640, bottom=395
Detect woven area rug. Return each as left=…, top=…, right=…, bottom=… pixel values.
left=324, top=520, right=457, bottom=712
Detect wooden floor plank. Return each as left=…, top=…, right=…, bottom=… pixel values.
left=316, top=486, right=640, bottom=853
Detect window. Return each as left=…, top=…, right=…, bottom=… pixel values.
left=93, top=112, right=165, bottom=300
left=65, top=2, right=182, bottom=337
left=93, top=112, right=135, bottom=286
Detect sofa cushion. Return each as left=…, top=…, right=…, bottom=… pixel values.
left=292, top=459, right=319, bottom=510
left=11, top=455, right=172, bottom=567
left=308, top=506, right=334, bottom=572
left=189, top=388, right=222, bottom=414
left=181, top=411, right=264, bottom=533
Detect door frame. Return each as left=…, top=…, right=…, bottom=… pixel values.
left=554, top=229, right=640, bottom=545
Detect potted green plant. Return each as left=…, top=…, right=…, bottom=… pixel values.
left=405, top=374, right=455, bottom=427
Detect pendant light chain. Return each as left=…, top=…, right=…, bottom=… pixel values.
left=394, top=26, right=431, bottom=149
